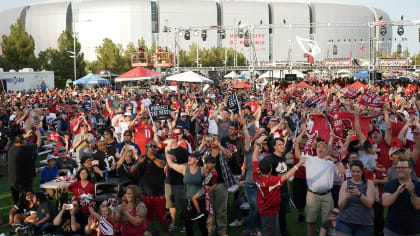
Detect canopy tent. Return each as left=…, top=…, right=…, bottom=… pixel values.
left=73, top=73, right=110, bottom=85
left=97, top=68, right=119, bottom=78
left=232, top=82, right=252, bottom=89
left=336, top=69, right=352, bottom=78
left=352, top=70, right=369, bottom=78
left=165, top=71, right=213, bottom=83
left=295, top=81, right=313, bottom=89
left=239, top=70, right=259, bottom=79
left=224, top=71, right=239, bottom=78
left=346, top=81, right=368, bottom=90
left=259, top=70, right=304, bottom=79
left=115, top=67, right=162, bottom=82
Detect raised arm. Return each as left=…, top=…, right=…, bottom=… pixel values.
left=383, top=107, right=392, bottom=146
left=353, top=110, right=367, bottom=145
left=398, top=119, right=412, bottom=147
left=165, top=147, right=187, bottom=175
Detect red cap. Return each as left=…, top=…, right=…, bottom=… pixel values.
left=168, top=133, right=178, bottom=140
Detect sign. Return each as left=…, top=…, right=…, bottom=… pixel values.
left=345, top=87, right=361, bottom=99
left=227, top=93, right=240, bottom=113
left=304, top=93, right=327, bottom=107
left=148, top=104, right=171, bottom=121
left=323, top=59, right=352, bottom=66
left=360, top=90, right=385, bottom=108
left=376, top=58, right=409, bottom=66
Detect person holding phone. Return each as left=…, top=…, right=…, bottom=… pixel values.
left=336, top=160, right=376, bottom=236
left=53, top=198, right=88, bottom=236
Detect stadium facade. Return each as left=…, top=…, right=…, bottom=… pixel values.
left=0, top=0, right=392, bottom=63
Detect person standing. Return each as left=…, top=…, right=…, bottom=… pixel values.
left=295, top=132, right=346, bottom=236
left=0, top=118, right=11, bottom=177
left=382, top=158, right=420, bottom=235
left=130, top=113, right=154, bottom=154
left=8, top=135, right=38, bottom=204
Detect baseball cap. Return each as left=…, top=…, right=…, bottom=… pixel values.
left=180, top=112, right=187, bottom=117
left=190, top=152, right=202, bottom=160
left=57, top=146, right=66, bottom=153
left=97, top=136, right=106, bottom=142
left=168, top=132, right=178, bottom=139
left=124, top=112, right=132, bottom=116
left=389, top=147, right=405, bottom=156
left=46, top=155, right=57, bottom=162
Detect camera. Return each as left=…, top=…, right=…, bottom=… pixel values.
left=205, top=136, right=214, bottom=142
left=64, top=203, right=73, bottom=210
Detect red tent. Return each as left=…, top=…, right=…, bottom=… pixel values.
left=295, top=82, right=313, bottom=89
left=115, top=67, right=162, bottom=82
left=232, top=82, right=252, bottom=89
left=347, top=81, right=368, bottom=90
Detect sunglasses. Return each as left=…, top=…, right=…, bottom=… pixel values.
left=330, top=211, right=339, bottom=215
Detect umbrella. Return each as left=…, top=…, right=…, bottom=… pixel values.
left=115, top=67, right=162, bottom=82
left=346, top=81, right=368, bottom=90
left=73, top=73, right=110, bottom=85
left=295, top=82, right=313, bottom=89
left=232, top=82, right=252, bottom=89
left=166, top=71, right=213, bottom=83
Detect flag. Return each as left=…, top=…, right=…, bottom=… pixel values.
left=360, top=45, right=366, bottom=52
left=227, top=93, right=240, bottom=113
left=47, top=131, right=62, bottom=142
left=308, top=112, right=372, bottom=159
left=375, top=16, right=384, bottom=25
left=360, top=90, right=385, bottom=108
left=349, top=51, right=353, bottom=58
left=345, top=87, right=361, bottom=99
left=304, top=93, right=327, bottom=108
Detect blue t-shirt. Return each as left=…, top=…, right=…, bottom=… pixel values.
left=383, top=178, right=420, bottom=235
left=40, top=165, right=58, bottom=184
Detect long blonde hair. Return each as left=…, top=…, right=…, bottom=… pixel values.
left=122, top=185, right=143, bottom=204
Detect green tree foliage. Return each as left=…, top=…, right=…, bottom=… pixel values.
left=179, top=43, right=246, bottom=67
left=38, top=30, right=86, bottom=88
left=89, top=38, right=126, bottom=74
left=0, top=19, right=36, bottom=70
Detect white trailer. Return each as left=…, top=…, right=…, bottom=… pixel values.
left=0, top=70, right=54, bottom=92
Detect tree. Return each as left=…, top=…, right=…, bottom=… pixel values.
left=1, top=19, right=36, bottom=70
left=38, top=30, right=86, bottom=88
left=91, top=38, right=125, bottom=74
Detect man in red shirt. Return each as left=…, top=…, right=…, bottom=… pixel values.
left=247, top=96, right=259, bottom=113
left=252, top=136, right=305, bottom=236
left=129, top=113, right=154, bottom=154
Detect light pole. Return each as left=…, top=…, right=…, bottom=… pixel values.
left=70, top=18, right=91, bottom=81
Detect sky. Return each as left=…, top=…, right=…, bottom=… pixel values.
left=1, top=0, right=420, bottom=54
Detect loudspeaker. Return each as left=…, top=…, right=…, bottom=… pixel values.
left=285, top=74, right=297, bottom=81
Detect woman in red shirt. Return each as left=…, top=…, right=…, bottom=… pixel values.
left=63, top=167, right=94, bottom=216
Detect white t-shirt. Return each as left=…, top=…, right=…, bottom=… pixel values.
left=208, top=116, right=218, bottom=135
left=304, top=154, right=338, bottom=193
left=357, top=150, right=376, bottom=171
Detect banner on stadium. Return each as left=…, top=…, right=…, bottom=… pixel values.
left=359, top=90, right=385, bottom=108
left=307, top=112, right=372, bottom=158
left=227, top=93, right=240, bottom=113
left=148, top=104, right=171, bottom=121
left=345, top=87, right=361, bottom=99
left=376, top=58, right=409, bottom=66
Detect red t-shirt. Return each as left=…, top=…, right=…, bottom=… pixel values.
left=67, top=180, right=94, bottom=199
left=376, top=140, right=392, bottom=171
left=293, top=146, right=307, bottom=179
left=133, top=124, right=154, bottom=154
left=253, top=161, right=283, bottom=216
left=247, top=102, right=259, bottom=113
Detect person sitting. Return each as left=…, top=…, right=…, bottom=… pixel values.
left=40, top=155, right=58, bottom=185
left=61, top=167, right=94, bottom=216
left=53, top=198, right=88, bottom=236
left=8, top=191, right=38, bottom=230
left=55, top=146, right=78, bottom=176
left=32, top=192, right=55, bottom=234
left=319, top=208, right=339, bottom=236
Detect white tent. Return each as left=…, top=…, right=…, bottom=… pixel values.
left=259, top=70, right=304, bottom=79
left=224, top=71, right=239, bottom=78
left=166, top=71, right=214, bottom=83
left=239, top=70, right=259, bottom=79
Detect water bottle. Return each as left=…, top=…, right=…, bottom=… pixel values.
left=105, top=168, right=109, bottom=182
left=73, top=168, right=76, bottom=176
left=67, top=170, right=71, bottom=181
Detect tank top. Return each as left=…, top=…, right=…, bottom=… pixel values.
left=183, top=166, right=203, bottom=200
left=337, top=179, right=374, bottom=226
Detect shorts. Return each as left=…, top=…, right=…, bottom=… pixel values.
left=0, top=153, right=6, bottom=166
left=305, top=190, right=333, bottom=223
left=196, top=187, right=205, bottom=198
left=336, top=219, right=373, bottom=236
left=165, top=183, right=186, bottom=213
left=143, top=195, right=167, bottom=223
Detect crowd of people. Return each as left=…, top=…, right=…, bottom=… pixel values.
left=3, top=76, right=420, bottom=236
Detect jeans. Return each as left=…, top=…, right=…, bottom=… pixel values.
left=209, top=183, right=228, bottom=235
left=279, top=194, right=290, bottom=236
left=336, top=219, right=374, bottom=236
left=245, top=182, right=262, bottom=231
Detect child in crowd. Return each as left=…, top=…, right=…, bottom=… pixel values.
left=88, top=201, right=117, bottom=236
left=191, top=156, right=218, bottom=221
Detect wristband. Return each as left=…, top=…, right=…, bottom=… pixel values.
left=294, top=166, right=298, bottom=171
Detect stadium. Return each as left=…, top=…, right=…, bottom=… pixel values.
left=0, top=0, right=392, bottom=63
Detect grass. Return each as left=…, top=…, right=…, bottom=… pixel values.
left=0, top=157, right=319, bottom=235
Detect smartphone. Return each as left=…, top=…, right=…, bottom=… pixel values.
left=64, top=203, right=73, bottom=210
left=347, top=186, right=357, bottom=191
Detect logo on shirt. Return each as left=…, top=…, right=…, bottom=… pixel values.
left=226, top=143, right=237, bottom=153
